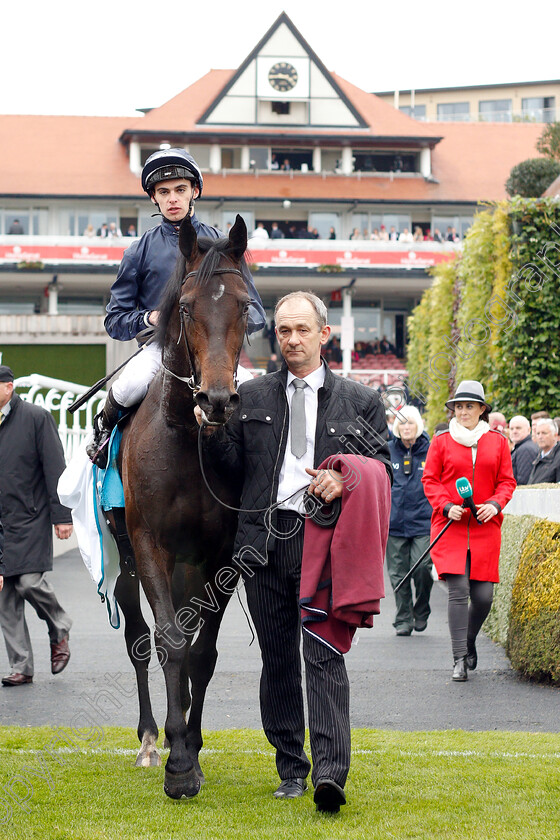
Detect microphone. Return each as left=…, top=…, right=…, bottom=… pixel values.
left=455, top=477, right=480, bottom=523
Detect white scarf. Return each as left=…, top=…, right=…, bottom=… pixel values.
left=448, top=417, right=490, bottom=448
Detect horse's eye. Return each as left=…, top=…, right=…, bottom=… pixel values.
left=180, top=303, right=191, bottom=317
left=242, top=302, right=250, bottom=315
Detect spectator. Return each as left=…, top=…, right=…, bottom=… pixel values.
left=324, top=336, right=342, bottom=364
left=509, top=415, right=539, bottom=485
left=312, top=228, right=320, bottom=239
left=527, top=419, right=560, bottom=484
left=265, top=319, right=277, bottom=354
left=83, top=224, right=96, bottom=237
left=266, top=353, right=279, bottom=373
left=422, top=380, right=516, bottom=682
left=349, top=228, right=362, bottom=240
left=126, top=224, right=137, bottom=237
left=0, top=366, right=73, bottom=687
left=107, top=222, right=123, bottom=239
left=270, top=222, right=284, bottom=240
left=432, top=228, right=444, bottom=243
left=380, top=336, right=394, bottom=354
left=7, top=219, right=24, bottom=235
left=446, top=226, right=459, bottom=243
left=388, top=226, right=399, bottom=241
left=280, top=158, right=291, bottom=171
left=286, top=224, right=297, bottom=239
left=270, top=154, right=279, bottom=170
left=371, top=228, right=381, bottom=240
left=379, top=225, right=389, bottom=242
left=328, top=226, right=336, bottom=240
left=413, top=226, right=424, bottom=242
left=399, top=228, right=414, bottom=243
left=554, top=417, right=560, bottom=442
left=386, top=406, right=434, bottom=636
left=488, top=412, right=508, bottom=434
left=97, top=222, right=108, bottom=237
left=531, top=410, right=550, bottom=442
left=251, top=222, right=269, bottom=241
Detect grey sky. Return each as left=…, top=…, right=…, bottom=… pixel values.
left=2, top=0, right=558, bottom=116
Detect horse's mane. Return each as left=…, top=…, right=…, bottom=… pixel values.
left=155, top=235, right=248, bottom=344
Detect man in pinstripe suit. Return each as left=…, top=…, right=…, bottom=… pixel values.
left=199, top=292, right=391, bottom=812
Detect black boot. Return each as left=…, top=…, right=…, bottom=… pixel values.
left=452, top=657, right=468, bottom=682
left=86, top=389, right=125, bottom=469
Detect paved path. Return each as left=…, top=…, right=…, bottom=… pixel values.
left=0, top=549, right=558, bottom=732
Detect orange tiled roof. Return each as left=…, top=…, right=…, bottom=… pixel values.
left=0, top=78, right=543, bottom=203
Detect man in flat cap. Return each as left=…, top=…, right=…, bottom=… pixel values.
left=0, top=366, right=74, bottom=686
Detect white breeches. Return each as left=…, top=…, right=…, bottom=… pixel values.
left=111, top=343, right=254, bottom=408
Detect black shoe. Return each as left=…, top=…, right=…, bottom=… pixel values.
left=395, top=627, right=412, bottom=636
left=452, top=657, right=468, bottom=682
left=414, top=619, right=428, bottom=632
left=466, top=641, right=478, bottom=670
left=273, top=778, right=308, bottom=799
left=86, top=389, right=125, bottom=469
left=314, top=778, right=346, bottom=813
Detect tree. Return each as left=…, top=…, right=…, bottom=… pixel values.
left=536, top=122, right=560, bottom=161
left=505, top=158, right=560, bottom=198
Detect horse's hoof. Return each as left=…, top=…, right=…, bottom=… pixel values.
left=135, top=747, right=162, bottom=768
left=164, top=768, right=201, bottom=800
left=135, top=733, right=162, bottom=767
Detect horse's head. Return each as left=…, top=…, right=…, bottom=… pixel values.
left=173, top=214, right=250, bottom=425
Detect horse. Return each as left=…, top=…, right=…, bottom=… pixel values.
left=112, top=214, right=250, bottom=799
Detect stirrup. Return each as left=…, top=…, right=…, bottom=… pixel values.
left=86, top=413, right=111, bottom=468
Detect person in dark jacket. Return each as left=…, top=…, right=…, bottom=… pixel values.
left=386, top=406, right=433, bottom=635
left=528, top=418, right=560, bottom=484
left=199, top=292, right=391, bottom=813
left=0, top=366, right=73, bottom=686
left=87, top=148, right=266, bottom=466
left=509, top=415, right=539, bottom=485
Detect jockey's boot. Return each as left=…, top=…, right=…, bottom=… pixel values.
left=86, top=389, right=126, bottom=469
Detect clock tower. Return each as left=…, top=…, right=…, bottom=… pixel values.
left=256, top=56, right=310, bottom=99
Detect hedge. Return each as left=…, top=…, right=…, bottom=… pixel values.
left=507, top=520, right=560, bottom=684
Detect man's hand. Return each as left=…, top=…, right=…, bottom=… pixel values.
left=55, top=524, right=73, bottom=540
left=193, top=406, right=218, bottom=434
left=306, top=467, right=343, bottom=503
left=148, top=310, right=160, bottom=326
left=0, top=575, right=3, bottom=592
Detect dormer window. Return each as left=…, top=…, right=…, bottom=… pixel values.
left=271, top=101, right=291, bottom=115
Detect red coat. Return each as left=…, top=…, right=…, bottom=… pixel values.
left=421, top=430, right=516, bottom=582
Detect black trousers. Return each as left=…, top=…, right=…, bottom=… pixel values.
left=243, top=511, right=350, bottom=788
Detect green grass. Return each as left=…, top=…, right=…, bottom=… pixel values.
left=1, top=727, right=560, bottom=839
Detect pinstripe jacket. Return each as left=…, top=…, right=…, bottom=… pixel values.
left=205, top=362, right=392, bottom=566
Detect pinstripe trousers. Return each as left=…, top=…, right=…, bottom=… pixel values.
left=243, top=511, right=351, bottom=787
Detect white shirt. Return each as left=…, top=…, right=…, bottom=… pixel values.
left=276, top=364, right=326, bottom=512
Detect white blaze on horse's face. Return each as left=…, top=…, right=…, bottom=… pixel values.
left=212, top=284, right=225, bottom=301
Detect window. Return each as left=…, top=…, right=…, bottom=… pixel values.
left=353, top=152, right=418, bottom=173
left=249, top=148, right=269, bottom=170
left=436, top=102, right=470, bottom=122
left=479, top=99, right=512, bottom=122
left=221, top=147, right=242, bottom=169
left=522, top=96, right=556, bottom=123
left=399, top=105, right=426, bottom=120
left=271, top=101, right=291, bottom=115
left=270, top=149, right=313, bottom=171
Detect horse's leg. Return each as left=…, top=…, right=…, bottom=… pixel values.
left=114, top=568, right=161, bottom=768
left=133, top=537, right=200, bottom=800
left=181, top=566, right=238, bottom=782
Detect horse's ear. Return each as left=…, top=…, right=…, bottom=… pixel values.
left=229, top=214, right=247, bottom=260
left=179, top=215, right=198, bottom=262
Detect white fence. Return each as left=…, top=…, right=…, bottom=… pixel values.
left=14, top=374, right=106, bottom=463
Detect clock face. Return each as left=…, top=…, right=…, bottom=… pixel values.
left=268, top=62, right=298, bottom=93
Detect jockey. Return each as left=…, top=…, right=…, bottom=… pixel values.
left=86, top=148, right=266, bottom=467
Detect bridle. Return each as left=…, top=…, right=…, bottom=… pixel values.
left=162, top=266, right=246, bottom=394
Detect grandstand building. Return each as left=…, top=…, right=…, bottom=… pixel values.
left=0, top=12, right=545, bottom=385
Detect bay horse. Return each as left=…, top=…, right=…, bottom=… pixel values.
left=114, top=214, right=249, bottom=799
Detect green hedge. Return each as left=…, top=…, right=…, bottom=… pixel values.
left=507, top=520, right=560, bottom=683
left=483, top=514, right=537, bottom=647
left=406, top=198, right=560, bottom=432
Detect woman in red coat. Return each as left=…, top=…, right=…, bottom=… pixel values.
left=422, top=381, right=516, bottom=682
